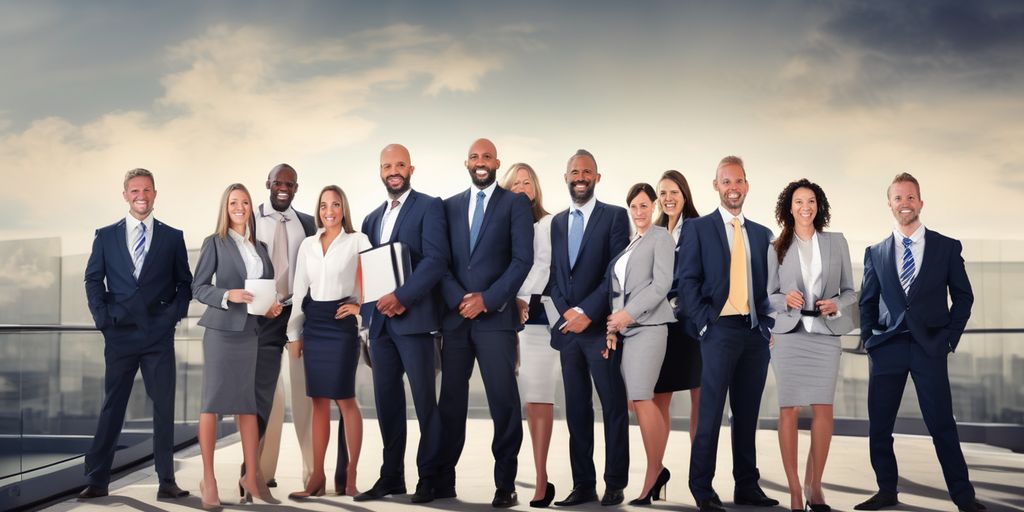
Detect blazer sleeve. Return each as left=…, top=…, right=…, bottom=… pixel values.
left=859, top=246, right=881, bottom=343
left=945, top=239, right=974, bottom=351
left=831, top=234, right=858, bottom=312
left=547, top=219, right=569, bottom=315
left=170, top=229, right=194, bottom=321
left=576, top=207, right=629, bottom=319
left=192, top=236, right=229, bottom=309
left=394, top=197, right=450, bottom=308
left=678, top=220, right=710, bottom=332
left=624, top=230, right=674, bottom=321
left=84, top=229, right=110, bottom=329
left=766, top=244, right=788, bottom=314
left=518, top=216, right=551, bottom=299
left=481, top=193, right=535, bottom=311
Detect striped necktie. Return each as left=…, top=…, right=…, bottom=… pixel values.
left=899, top=236, right=915, bottom=295
left=133, top=223, right=147, bottom=278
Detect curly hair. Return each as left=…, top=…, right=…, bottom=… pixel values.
left=773, top=178, right=831, bottom=263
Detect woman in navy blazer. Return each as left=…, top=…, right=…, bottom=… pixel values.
left=193, top=183, right=282, bottom=507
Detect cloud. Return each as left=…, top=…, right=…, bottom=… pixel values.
left=0, top=245, right=58, bottom=307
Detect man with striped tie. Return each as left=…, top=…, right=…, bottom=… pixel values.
left=857, top=173, right=983, bottom=512
left=81, top=168, right=193, bottom=500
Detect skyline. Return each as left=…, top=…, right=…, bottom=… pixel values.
left=1, top=1, right=1023, bottom=255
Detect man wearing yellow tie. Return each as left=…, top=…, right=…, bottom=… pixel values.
left=677, top=156, right=779, bottom=512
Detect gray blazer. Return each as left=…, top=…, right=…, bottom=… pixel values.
left=767, top=231, right=858, bottom=335
left=193, top=233, right=274, bottom=332
left=608, top=225, right=677, bottom=336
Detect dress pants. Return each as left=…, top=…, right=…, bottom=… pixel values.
left=259, top=350, right=314, bottom=483
left=369, top=323, right=442, bottom=485
left=559, top=333, right=630, bottom=490
left=85, top=335, right=177, bottom=486
left=688, top=316, right=770, bottom=502
left=437, top=322, right=522, bottom=492
left=867, top=334, right=975, bottom=506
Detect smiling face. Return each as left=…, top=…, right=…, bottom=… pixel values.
left=888, top=180, right=924, bottom=228
left=657, top=178, right=684, bottom=218
left=465, top=138, right=500, bottom=188
left=266, top=165, right=298, bottom=212
left=629, top=190, right=655, bottom=233
left=226, top=189, right=252, bottom=232
left=713, top=163, right=748, bottom=214
left=380, top=144, right=414, bottom=197
left=123, top=175, right=156, bottom=220
left=565, top=155, right=600, bottom=204
left=509, top=167, right=537, bottom=202
left=790, top=187, right=817, bottom=230
left=319, top=189, right=343, bottom=230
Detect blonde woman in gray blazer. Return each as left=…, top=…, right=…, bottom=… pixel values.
left=767, top=179, right=856, bottom=512
left=605, top=183, right=677, bottom=506
left=193, top=183, right=281, bottom=507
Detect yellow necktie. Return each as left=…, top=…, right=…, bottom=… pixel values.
left=724, top=217, right=750, bottom=315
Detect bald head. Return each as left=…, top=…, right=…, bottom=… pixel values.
left=266, top=163, right=298, bottom=212
left=380, top=143, right=414, bottom=197
left=465, top=138, right=500, bottom=189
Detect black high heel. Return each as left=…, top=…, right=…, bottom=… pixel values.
left=629, top=468, right=670, bottom=505
left=806, top=500, right=832, bottom=512
left=530, top=483, right=556, bottom=508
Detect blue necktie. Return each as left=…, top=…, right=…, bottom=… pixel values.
left=568, top=209, right=584, bottom=268
left=133, top=223, right=147, bottom=278
left=899, top=236, right=915, bottom=295
left=469, top=190, right=486, bottom=251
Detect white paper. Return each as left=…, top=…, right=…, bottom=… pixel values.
left=245, top=279, right=276, bottom=315
left=541, top=296, right=560, bottom=330
left=360, top=243, right=405, bottom=302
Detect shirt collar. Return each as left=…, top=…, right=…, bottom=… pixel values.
left=572, top=195, right=597, bottom=218
left=228, top=227, right=252, bottom=244
left=718, top=205, right=745, bottom=226
left=259, top=203, right=295, bottom=221
left=892, top=224, right=926, bottom=244
left=386, top=189, right=412, bottom=207
left=124, top=213, right=154, bottom=233
left=473, top=180, right=498, bottom=199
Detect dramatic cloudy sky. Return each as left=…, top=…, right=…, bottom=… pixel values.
left=2, top=0, right=1022, bottom=255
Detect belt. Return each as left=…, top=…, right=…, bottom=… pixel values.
left=799, top=309, right=821, bottom=317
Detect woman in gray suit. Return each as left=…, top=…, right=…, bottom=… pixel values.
left=767, top=179, right=857, bottom=512
left=193, top=183, right=282, bottom=507
left=604, top=183, right=676, bottom=506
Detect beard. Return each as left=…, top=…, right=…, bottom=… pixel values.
left=568, top=180, right=595, bottom=204
left=468, top=165, right=497, bottom=188
left=382, top=174, right=411, bottom=197
left=720, top=193, right=745, bottom=211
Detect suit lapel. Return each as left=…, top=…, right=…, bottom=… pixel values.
left=470, top=186, right=503, bottom=259
left=575, top=201, right=606, bottom=266
left=908, top=230, right=936, bottom=300
left=818, top=232, right=831, bottom=298
left=714, top=210, right=730, bottom=272
left=879, top=236, right=905, bottom=300
left=113, top=220, right=138, bottom=283
left=454, top=189, right=471, bottom=261
left=369, top=202, right=386, bottom=246
left=389, top=191, right=418, bottom=243
left=138, top=220, right=167, bottom=283
left=224, top=235, right=248, bottom=281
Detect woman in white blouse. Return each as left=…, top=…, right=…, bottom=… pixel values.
left=501, top=163, right=559, bottom=508
left=193, top=183, right=282, bottom=507
left=286, top=185, right=371, bottom=499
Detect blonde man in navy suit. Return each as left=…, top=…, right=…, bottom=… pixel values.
left=80, top=168, right=192, bottom=500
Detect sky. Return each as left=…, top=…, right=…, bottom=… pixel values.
left=1, top=0, right=1023, bottom=256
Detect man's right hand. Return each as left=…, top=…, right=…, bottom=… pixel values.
left=560, top=308, right=592, bottom=334
left=227, top=289, right=254, bottom=304
left=377, top=292, right=406, bottom=317
left=516, top=298, right=530, bottom=324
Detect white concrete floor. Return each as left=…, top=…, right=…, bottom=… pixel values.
left=45, top=419, right=1024, bottom=511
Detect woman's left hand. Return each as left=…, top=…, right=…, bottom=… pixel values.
left=264, top=301, right=284, bottom=319
left=601, top=333, right=618, bottom=359
left=336, top=303, right=360, bottom=319
left=606, top=310, right=634, bottom=334
left=815, top=299, right=839, bottom=316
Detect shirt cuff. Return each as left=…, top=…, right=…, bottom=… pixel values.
left=220, top=291, right=229, bottom=309
left=572, top=306, right=585, bottom=316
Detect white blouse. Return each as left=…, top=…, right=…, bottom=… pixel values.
left=517, top=215, right=553, bottom=299
left=795, top=232, right=823, bottom=332
left=287, top=229, right=372, bottom=341
left=229, top=228, right=265, bottom=279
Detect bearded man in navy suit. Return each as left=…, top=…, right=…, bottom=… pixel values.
left=855, top=173, right=983, bottom=512
left=80, top=168, right=192, bottom=500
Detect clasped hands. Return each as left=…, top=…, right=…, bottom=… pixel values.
left=227, top=289, right=283, bottom=318
left=458, top=292, right=487, bottom=319
left=785, top=290, right=838, bottom=316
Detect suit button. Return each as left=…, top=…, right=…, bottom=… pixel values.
left=906, top=305, right=910, bottom=310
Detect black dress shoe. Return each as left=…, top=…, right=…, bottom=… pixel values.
left=734, top=486, right=780, bottom=506
left=601, top=488, right=624, bottom=506
left=493, top=489, right=518, bottom=508
left=531, top=482, right=556, bottom=508
left=353, top=480, right=407, bottom=501
left=78, top=486, right=109, bottom=499
left=958, top=499, right=987, bottom=512
left=411, top=480, right=435, bottom=504
left=854, top=491, right=899, bottom=510
left=554, top=486, right=598, bottom=506
left=266, top=478, right=277, bottom=488
left=435, top=485, right=458, bottom=499
left=157, top=482, right=190, bottom=499
left=696, top=497, right=726, bottom=512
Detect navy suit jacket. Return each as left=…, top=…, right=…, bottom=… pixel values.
left=676, top=209, right=774, bottom=341
left=360, top=190, right=451, bottom=338
left=440, top=185, right=534, bottom=332
left=859, top=229, right=973, bottom=357
left=548, top=200, right=630, bottom=349
left=667, top=220, right=701, bottom=339
left=84, top=218, right=193, bottom=346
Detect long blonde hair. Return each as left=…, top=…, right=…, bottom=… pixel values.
left=500, top=162, right=549, bottom=222
left=215, top=183, right=255, bottom=243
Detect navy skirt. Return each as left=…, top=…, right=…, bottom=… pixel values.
left=301, top=300, right=360, bottom=399
left=654, top=319, right=702, bottom=393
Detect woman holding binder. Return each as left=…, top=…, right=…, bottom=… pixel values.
left=502, top=163, right=559, bottom=508
left=286, top=185, right=371, bottom=499
left=193, top=183, right=281, bottom=506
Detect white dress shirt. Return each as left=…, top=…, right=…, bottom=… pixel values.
left=613, top=232, right=644, bottom=288
left=892, top=224, right=926, bottom=284
left=287, top=230, right=372, bottom=341
left=517, top=214, right=553, bottom=300
left=222, top=228, right=265, bottom=308
left=379, top=189, right=412, bottom=243
left=794, top=232, right=823, bottom=332
left=124, top=213, right=154, bottom=260
left=255, top=203, right=306, bottom=291
left=467, top=181, right=498, bottom=226
left=567, top=195, right=597, bottom=237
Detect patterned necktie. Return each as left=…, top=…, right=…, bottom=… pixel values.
left=727, top=218, right=750, bottom=314
left=469, top=190, right=485, bottom=251
left=272, top=213, right=290, bottom=300
left=899, top=236, right=915, bottom=295
left=568, top=209, right=584, bottom=268
left=132, top=223, right=146, bottom=278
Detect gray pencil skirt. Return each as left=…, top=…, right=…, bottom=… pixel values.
left=620, top=324, right=668, bottom=401
left=201, top=315, right=259, bottom=415
left=770, top=326, right=841, bottom=407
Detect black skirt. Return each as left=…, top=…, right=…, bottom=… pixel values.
left=301, top=300, right=360, bottom=399
left=654, top=319, right=702, bottom=393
